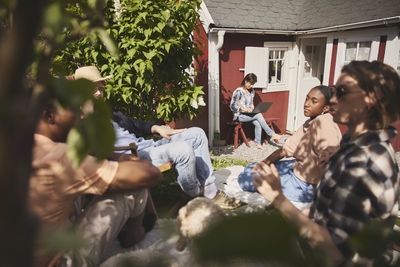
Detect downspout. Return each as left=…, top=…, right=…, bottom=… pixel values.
left=214, top=30, right=225, bottom=140
left=207, top=30, right=225, bottom=146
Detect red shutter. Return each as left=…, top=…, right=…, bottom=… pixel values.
left=377, top=35, right=387, bottom=62
left=328, top=39, right=339, bottom=87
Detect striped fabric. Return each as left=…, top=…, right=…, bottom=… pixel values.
left=230, top=87, right=255, bottom=121
left=309, top=126, right=400, bottom=263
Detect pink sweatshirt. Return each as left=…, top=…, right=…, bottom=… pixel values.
left=282, top=113, right=342, bottom=184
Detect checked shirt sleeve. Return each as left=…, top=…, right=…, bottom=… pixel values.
left=310, top=141, right=399, bottom=259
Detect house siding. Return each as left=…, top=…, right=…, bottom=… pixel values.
left=219, top=33, right=292, bottom=143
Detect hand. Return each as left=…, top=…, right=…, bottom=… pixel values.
left=261, top=158, right=271, bottom=165
left=252, top=162, right=283, bottom=203
left=153, top=125, right=186, bottom=140
left=109, top=153, right=139, bottom=162
left=117, top=154, right=139, bottom=161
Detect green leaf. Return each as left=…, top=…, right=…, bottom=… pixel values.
left=67, top=127, right=89, bottom=168
left=96, top=28, right=119, bottom=60
left=42, top=2, right=63, bottom=39
left=194, top=212, right=305, bottom=265
left=84, top=100, right=115, bottom=160
left=91, top=50, right=98, bottom=61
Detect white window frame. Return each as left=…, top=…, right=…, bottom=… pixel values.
left=335, top=34, right=380, bottom=79
left=344, top=40, right=373, bottom=64
left=262, top=42, right=293, bottom=93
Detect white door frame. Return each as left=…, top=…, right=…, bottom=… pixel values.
left=294, top=37, right=327, bottom=129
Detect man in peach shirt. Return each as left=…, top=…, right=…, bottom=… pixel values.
left=29, top=100, right=162, bottom=266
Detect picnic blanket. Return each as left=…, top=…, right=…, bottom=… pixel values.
left=214, top=165, right=270, bottom=207
left=101, top=166, right=270, bottom=266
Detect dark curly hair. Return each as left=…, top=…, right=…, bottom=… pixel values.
left=341, top=61, right=400, bottom=129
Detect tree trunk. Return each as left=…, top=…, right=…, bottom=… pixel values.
left=0, top=0, right=46, bottom=266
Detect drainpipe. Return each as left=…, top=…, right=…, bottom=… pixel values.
left=208, top=30, right=225, bottom=146
left=214, top=30, right=225, bottom=139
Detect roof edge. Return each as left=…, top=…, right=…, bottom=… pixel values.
left=208, top=16, right=400, bottom=35
left=199, top=0, right=214, bottom=34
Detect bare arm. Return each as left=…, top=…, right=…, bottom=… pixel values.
left=107, top=159, right=162, bottom=193
left=262, top=147, right=286, bottom=165
left=108, top=152, right=139, bottom=162
left=151, top=125, right=186, bottom=140
left=240, top=107, right=254, bottom=112
left=253, top=162, right=344, bottom=263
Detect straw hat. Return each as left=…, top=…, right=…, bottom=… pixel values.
left=74, top=66, right=112, bottom=83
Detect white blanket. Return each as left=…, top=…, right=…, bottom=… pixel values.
left=214, top=165, right=270, bottom=207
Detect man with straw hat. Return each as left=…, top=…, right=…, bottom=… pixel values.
left=74, top=66, right=243, bottom=210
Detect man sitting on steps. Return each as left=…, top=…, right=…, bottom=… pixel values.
left=74, top=66, right=242, bottom=210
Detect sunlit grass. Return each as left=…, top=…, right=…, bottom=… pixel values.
left=151, top=155, right=249, bottom=217
left=212, top=156, right=251, bottom=170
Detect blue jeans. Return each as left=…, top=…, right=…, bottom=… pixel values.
left=238, top=159, right=315, bottom=202
left=139, top=127, right=217, bottom=198
left=238, top=113, right=275, bottom=144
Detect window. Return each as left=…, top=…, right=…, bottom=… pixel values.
left=344, top=41, right=371, bottom=64
left=268, top=49, right=287, bottom=84
left=245, top=42, right=292, bottom=92
left=303, top=45, right=320, bottom=78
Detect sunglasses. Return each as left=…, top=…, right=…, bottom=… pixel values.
left=334, top=85, right=364, bottom=100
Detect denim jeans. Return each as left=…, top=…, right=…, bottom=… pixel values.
left=139, top=127, right=217, bottom=198
left=238, top=113, right=275, bottom=144
left=238, top=159, right=315, bottom=203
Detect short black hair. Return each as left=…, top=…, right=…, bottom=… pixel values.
left=241, top=73, right=257, bottom=87
left=312, top=85, right=333, bottom=104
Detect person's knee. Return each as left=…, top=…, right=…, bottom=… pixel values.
left=187, top=127, right=207, bottom=139
left=254, top=113, right=264, bottom=121
left=175, top=141, right=195, bottom=158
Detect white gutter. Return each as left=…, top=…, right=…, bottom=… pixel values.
left=199, top=1, right=214, bottom=34
left=207, top=30, right=225, bottom=146
left=214, top=30, right=225, bottom=141
left=209, top=16, right=400, bottom=35
left=209, top=28, right=296, bottom=35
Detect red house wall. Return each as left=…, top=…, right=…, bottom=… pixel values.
left=391, top=121, right=400, bottom=152
left=219, top=33, right=293, bottom=143
left=335, top=123, right=400, bottom=152
left=175, top=21, right=209, bottom=133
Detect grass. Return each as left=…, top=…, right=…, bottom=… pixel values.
left=211, top=156, right=251, bottom=170
left=150, top=154, right=250, bottom=218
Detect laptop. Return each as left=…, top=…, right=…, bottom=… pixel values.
left=242, top=102, right=273, bottom=115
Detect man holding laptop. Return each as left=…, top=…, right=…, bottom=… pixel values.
left=230, top=73, right=282, bottom=149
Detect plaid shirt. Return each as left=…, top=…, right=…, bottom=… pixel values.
left=309, top=126, right=399, bottom=262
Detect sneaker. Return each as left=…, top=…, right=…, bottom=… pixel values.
left=212, top=190, right=243, bottom=210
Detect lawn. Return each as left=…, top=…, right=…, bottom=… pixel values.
left=150, top=153, right=251, bottom=218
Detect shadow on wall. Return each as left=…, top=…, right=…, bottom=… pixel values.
left=175, top=58, right=209, bottom=132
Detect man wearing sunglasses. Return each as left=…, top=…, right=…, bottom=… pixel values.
left=253, top=61, right=400, bottom=265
